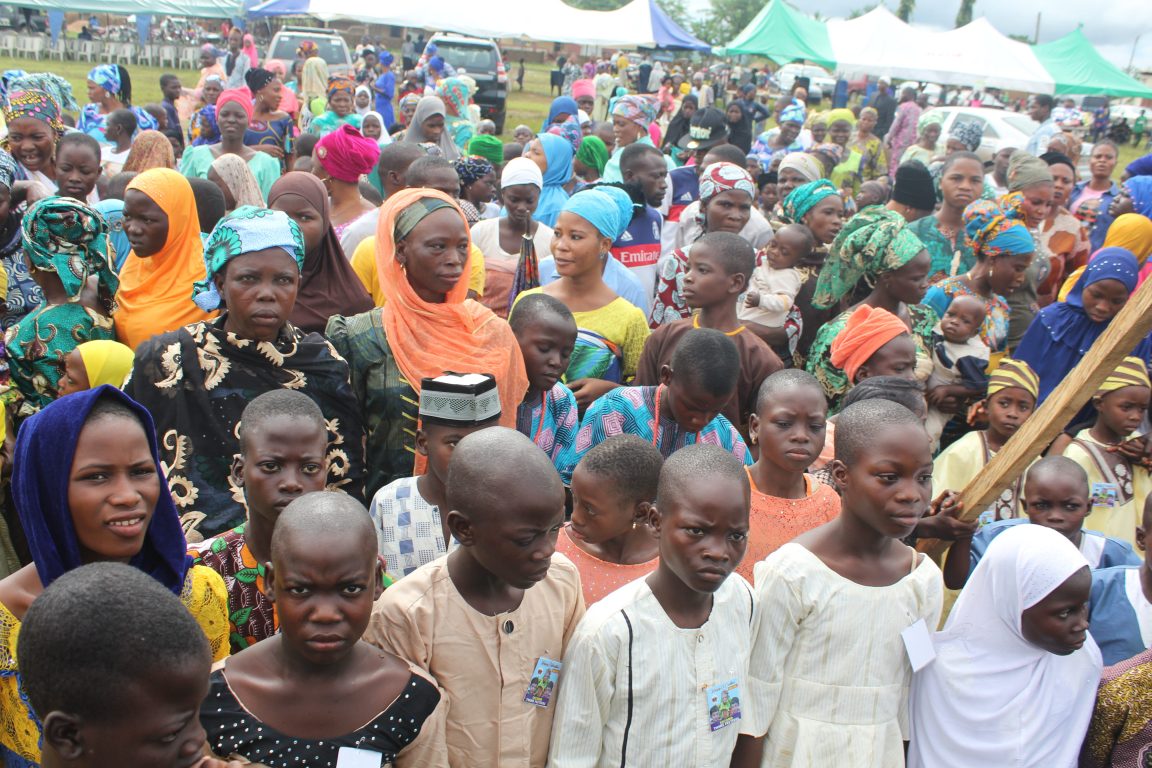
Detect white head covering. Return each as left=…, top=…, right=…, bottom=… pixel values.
left=354, top=85, right=372, bottom=116
left=361, top=111, right=393, bottom=148
left=577, top=109, right=591, bottom=126
left=907, top=524, right=1102, bottom=768
left=501, top=157, right=543, bottom=189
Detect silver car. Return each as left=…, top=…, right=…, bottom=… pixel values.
left=921, top=106, right=1038, bottom=165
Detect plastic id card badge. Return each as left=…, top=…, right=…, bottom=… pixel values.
left=524, top=657, right=562, bottom=708
left=901, top=618, right=937, bottom=672
left=706, top=678, right=742, bottom=732
left=335, top=746, right=383, bottom=768
left=1090, top=482, right=1119, bottom=509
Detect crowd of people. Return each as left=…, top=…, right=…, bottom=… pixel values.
left=0, top=33, right=1148, bottom=768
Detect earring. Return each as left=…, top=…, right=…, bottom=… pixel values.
left=632, top=520, right=640, bottom=530
left=749, top=434, right=757, bottom=445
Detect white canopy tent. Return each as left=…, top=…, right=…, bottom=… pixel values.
left=826, top=7, right=938, bottom=81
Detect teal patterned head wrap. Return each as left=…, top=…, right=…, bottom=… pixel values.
left=812, top=206, right=926, bottom=310
left=21, top=196, right=117, bottom=300
left=782, top=178, right=839, bottom=224
left=192, top=206, right=304, bottom=311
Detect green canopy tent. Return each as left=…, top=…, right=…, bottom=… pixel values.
left=725, top=0, right=836, bottom=70
left=1034, top=29, right=1152, bottom=98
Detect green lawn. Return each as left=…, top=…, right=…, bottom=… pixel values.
left=1, top=54, right=1146, bottom=172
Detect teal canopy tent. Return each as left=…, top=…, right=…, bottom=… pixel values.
left=725, top=0, right=836, bottom=70
left=1034, top=29, right=1152, bottom=98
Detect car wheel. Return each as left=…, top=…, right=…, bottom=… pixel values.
left=494, top=112, right=506, bottom=135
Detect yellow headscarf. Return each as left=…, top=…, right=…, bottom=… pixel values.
left=824, top=107, right=857, bottom=127
left=987, top=358, right=1039, bottom=400
left=77, top=340, right=136, bottom=389
left=1058, top=214, right=1152, bottom=301
left=1095, top=355, right=1151, bottom=398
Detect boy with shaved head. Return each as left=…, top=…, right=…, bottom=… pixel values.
left=366, top=427, right=585, bottom=767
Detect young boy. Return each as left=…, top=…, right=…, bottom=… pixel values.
left=549, top=444, right=760, bottom=766
left=159, top=73, right=183, bottom=133
left=924, top=293, right=990, bottom=448
left=1053, top=356, right=1152, bottom=548
left=740, top=222, right=811, bottom=331
left=637, top=233, right=782, bottom=438
left=366, top=427, right=584, bottom=768
left=509, top=294, right=579, bottom=471
left=100, top=108, right=137, bottom=176
left=190, top=389, right=329, bottom=653
left=18, top=563, right=251, bottom=768
left=1088, top=498, right=1152, bottom=665
left=757, top=170, right=778, bottom=218
left=567, top=327, right=752, bottom=484
left=943, top=456, right=1139, bottom=591
left=558, top=434, right=663, bottom=605
left=369, top=373, right=502, bottom=579
left=54, top=133, right=102, bottom=203
left=616, top=143, right=668, bottom=299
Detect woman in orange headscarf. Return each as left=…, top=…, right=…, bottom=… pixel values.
left=114, top=168, right=216, bottom=349
left=327, top=187, right=527, bottom=497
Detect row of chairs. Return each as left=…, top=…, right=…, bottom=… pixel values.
left=0, top=34, right=203, bottom=70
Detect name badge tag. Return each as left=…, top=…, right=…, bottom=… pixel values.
left=1091, top=482, right=1119, bottom=508
left=524, top=657, right=562, bottom=708
left=705, top=678, right=742, bottom=732
left=336, top=746, right=382, bottom=768
left=901, top=618, right=937, bottom=673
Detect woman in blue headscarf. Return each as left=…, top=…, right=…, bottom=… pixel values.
left=0, top=385, right=230, bottom=765
left=543, top=96, right=579, bottom=132
left=77, top=64, right=158, bottom=144
left=1015, top=247, right=1150, bottom=406
left=526, top=132, right=573, bottom=228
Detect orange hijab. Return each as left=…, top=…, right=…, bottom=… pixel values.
left=377, top=187, right=527, bottom=432
left=829, top=304, right=910, bottom=383
left=115, top=168, right=216, bottom=349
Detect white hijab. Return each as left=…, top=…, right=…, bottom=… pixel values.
left=907, top=524, right=1102, bottom=768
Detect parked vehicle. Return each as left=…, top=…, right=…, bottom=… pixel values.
left=921, top=106, right=1038, bottom=165
left=427, top=32, right=508, bottom=134
left=0, top=5, right=45, bottom=33
left=775, top=63, right=836, bottom=102
left=267, top=26, right=354, bottom=78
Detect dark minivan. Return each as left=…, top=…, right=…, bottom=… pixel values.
left=428, top=32, right=508, bottom=133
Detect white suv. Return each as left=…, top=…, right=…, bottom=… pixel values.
left=267, top=27, right=354, bottom=78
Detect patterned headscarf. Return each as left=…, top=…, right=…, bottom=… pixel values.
left=297, top=40, right=319, bottom=58
left=547, top=117, right=582, bottom=154
left=1096, top=356, right=1151, bottom=398
left=964, top=199, right=1033, bottom=259
left=918, top=110, right=944, bottom=133
left=950, top=120, right=984, bottom=152
left=7, top=72, right=78, bottom=111
left=21, top=196, right=117, bottom=301
left=810, top=143, right=844, bottom=165
left=190, top=105, right=219, bottom=146
left=437, top=77, right=472, bottom=118
left=467, top=134, right=503, bottom=166
left=3, top=90, right=65, bottom=134
left=0, top=68, right=27, bottom=102
left=576, top=135, right=609, bottom=175
left=454, top=156, right=494, bottom=187
left=986, top=358, right=1039, bottom=400
left=699, top=162, right=756, bottom=202
left=782, top=178, right=839, bottom=223
left=1122, top=176, right=1152, bottom=218
left=244, top=66, right=275, bottom=94
left=87, top=64, right=121, bottom=96
left=326, top=75, right=355, bottom=101
left=812, top=206, right=926, bottom=310
left=779, top=101, right=806, bottom=125
left=0, top=148, right=16, bottom=190
left=193, top=207, right=305, bottom=312
left=610, top=95, right=659, bottom=128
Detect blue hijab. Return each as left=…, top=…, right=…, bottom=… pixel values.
left=12, top=385, right=191, bottom=594
left=543, top=96, right=579, bottom=131
left=1015, top=247, right=1149, bottom=404
left=534, top=132, right=574, bottom=229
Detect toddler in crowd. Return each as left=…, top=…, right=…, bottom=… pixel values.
left=1088, top=498, right=1152, bottom=665
left=201, top=493, right=446, bottom=765
left=748, top=399, right=942, bottom=765
left=191, top=389, right=330, bottom=653
left=739, top=223, right=812, bottom=330
left=509, top=294, right=580, bottom=472
left=367, top=428, right=584, bottom=767
left=369, top=373, right=502, bottom=579
left=56, top=340, right=135, bottom=397
left=550, top=445, right=764, bottom=767
left=924, top=293, right=990, bottom=448
left=1051, top=356, right=1152, bottom=548
left=557, top=434, right=662, bottom=605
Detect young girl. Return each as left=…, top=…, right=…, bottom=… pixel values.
left=740, top=370, right=839, bottom=582
left=1051, top=356, right=1152, bottom=548
left=749, top=399, right=942, bottom=765
left=519, top=186, right=649, bottom=410
left=57, top=339, right=135, bottom=396
left=908, top=524, right=1101, bottom=767
left=0, top=386, right=229, bottom=766
left=201, top=492, right=446, bottom=765
left=556, top=434, right=662, bottom=605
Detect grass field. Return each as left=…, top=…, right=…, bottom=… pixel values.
left=0, top=55, right=1146, bottom=171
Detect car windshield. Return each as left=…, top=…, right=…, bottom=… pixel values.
left=1001, top=113, right=1038, bottom=135
left=271, top=34, right=347, bottom=66
left=434, top=42, right=497, bottom=74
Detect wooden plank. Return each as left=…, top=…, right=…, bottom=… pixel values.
left=954, top=275, right=1152, bottom=521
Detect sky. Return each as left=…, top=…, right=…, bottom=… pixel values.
left=682, top=0, right=1152, bottom=71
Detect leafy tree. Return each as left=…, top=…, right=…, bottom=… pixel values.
left=955, top=0, right=975, bottom=27
left=848, top=4, right=880, bottom=19
left=896, top=0, right=914, bottom=22
left=700, top=0, right=764, bottom=46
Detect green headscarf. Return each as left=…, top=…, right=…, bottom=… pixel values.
left=917, top=110, right=945, bottom=133
left=192, top=206, right=304, bottom=312
left=782, top=178, right=839, bottom=224
left=467, top=134, right=504, bottom=167
left=21, top=196, right=117, bottom=300
left=576, top=135, right=610, bottom=176
left=395, top=197, right=455, bottom=240
left=811, top=206, right=926, bottom=310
